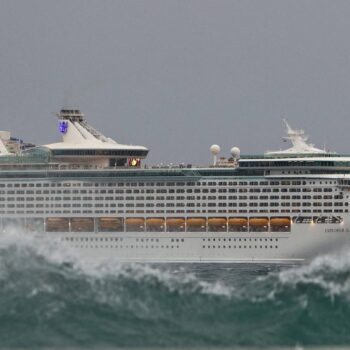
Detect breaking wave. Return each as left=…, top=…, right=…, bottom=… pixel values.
left=0, top=230, right=349, bottom=348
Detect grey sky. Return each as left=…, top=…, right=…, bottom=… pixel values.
left=1, top=0, right=350, bottom=164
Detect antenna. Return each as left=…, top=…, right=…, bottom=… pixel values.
left=282, top=117, right=292, bottom=133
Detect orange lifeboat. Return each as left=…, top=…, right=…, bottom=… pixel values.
left=166, top=218, right=185, bottom=226
left=166, top=218, right=185, bottom=232
left=208, top=218, right=227, bottom=226
left=249, top=218, right=269, bottom=227
left=187, top=217, right=206, bottom=231
left=228, top=218, right=248, bottom=226
left=270, top=217, right=291, bottom=232
left=126, top=218, right=145, bottom=226
left=249, top=217, right=268, bottom=232
left=146, top=218, right=165, bottom=232
left=270, top=217, right=291, bottom=226
left=228, top=217, right=248, bottom=232
left=125, top=217, right=145, bottom=232
left=146, top=218, right=165, bottom=226
left=208, top=217, right=227, bottom=232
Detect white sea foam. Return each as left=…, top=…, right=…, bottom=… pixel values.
left=0, top=227, right=234, bottom=298
left=275, top=249, right=350, bottom=300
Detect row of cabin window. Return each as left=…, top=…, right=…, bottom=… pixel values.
left=2, top=209, right=347, bottom=215
left=1, top=194, right=341, bottom=201
left=0, top=187, right=336, bottom=196
left=2, top=201, right=345, bottom=209
left=0, top=179, right=338, bottom=188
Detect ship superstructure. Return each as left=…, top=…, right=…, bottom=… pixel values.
left=0, top=109, right=349, bottom=262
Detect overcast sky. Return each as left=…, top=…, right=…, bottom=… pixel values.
left=1, top=0, right=350, bottom=164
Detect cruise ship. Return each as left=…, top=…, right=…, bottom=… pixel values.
left=0, top=108, right=349, bottom=263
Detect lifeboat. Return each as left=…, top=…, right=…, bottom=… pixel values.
left=126, top=218, right=144, bottom=226
left=146, top=218, right=165, bottom=226
left=146, top=218, right=165, bottom=232
left=166, top=218, right=185, bottom=232
left=249, top=218, right=269, bottom=226
left=208, top=217, right=227, bottom=232
left=98, top=218, right=124, bottom=232
left=270, top=217, right=291, bottom=232
left=70, top=218, right=94, bottom=232
left=249, top=217, right=268, bottom=232
left=125, top=217, right=145, bottom=232
left=228, top=217, right=248, bottom=232
left=187, top=217, right=206, bottom=232
left=46, top=218, right=70, bottom=232
left=270, top=217, right=291, bottom=226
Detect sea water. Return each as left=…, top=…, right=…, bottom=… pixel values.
left=0, top=230, right=349, bottom=349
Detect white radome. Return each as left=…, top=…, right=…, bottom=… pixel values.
left=230, top=146, right=240, bottom=159
left=210, top=144, right=221, bottom=155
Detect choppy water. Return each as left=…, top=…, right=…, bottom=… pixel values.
left=0, top=231, right=349, bottom=349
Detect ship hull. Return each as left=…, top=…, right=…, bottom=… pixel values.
left=46, top=222, right=350, bottom=263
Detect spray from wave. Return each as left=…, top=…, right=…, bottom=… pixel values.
left=0, top=229, right=349, bottom=348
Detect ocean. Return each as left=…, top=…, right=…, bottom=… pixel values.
left=0, top=231, right=349, bottom=349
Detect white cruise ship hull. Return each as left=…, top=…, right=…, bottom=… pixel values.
left=50, top=222, right=350, bottom=263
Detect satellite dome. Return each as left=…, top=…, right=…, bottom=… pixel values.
left=230, top=147, right=240, bottom=159
left=210, top=144, right=221, bottom=155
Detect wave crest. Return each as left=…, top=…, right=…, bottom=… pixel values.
left=0, top=230, right=350, bottom=347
